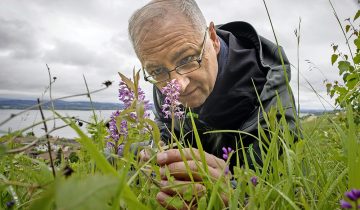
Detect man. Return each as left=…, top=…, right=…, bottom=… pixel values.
left=128, top=0, right=296, bottom=208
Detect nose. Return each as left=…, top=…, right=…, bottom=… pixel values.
left=170, top=72, right=190, bottom=94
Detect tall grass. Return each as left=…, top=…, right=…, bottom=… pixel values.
left=0, top=2, right=359, bottom=210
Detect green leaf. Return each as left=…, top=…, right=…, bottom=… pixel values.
left=326, top=83, right=332, bottom=94
left=354, top=37, right=360, bottom=49
left=188, top=108, right=209, bottom=175
left=197, top=196, right=207, bottom=210
left=165, top=196, right=184, bottom=209
left=56, top=175, right=119, bottom=210
left=338, top=61, right=350, bottom=75
left=143, top=119, right=161, bottom=149
left=183, top=185, right=193, bottom=202
left=345, top=73, right=358, bottom=89
left=332, top=45, right=338, bottom=52
left=136, top=101, right=145, bottom=121
left=346, top=104, right=360, bottom=188
left=354, top=10, right=360, bottom=21
left=345, top=25, right=350, bottom=33
left=331, top=54, right=338, bottom=65
left=118, top=72, right=135, bottom=92
left=354, top=53, right=360, bottom=64
left=28, top=182, right=56, bottom=210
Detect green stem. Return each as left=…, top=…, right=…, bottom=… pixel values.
left=171, top=110, right=175, bottom=149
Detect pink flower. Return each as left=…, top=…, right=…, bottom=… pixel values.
left=161, top=79, right=184, bottom=119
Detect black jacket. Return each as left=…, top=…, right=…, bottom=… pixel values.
left=153, top=21, right=297, bottom=168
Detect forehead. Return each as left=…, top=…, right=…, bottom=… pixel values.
left=138, top=27, right=202, bottom=69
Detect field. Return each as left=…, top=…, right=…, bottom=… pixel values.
left=0, top=3, right=359, bottom=210
left=0, top=77, right=359, bottom=210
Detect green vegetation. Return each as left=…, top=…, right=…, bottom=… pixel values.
left=0, top=4, right=359, bottom=210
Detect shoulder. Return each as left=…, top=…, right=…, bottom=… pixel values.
left=216, top=21, right=289, bottom=67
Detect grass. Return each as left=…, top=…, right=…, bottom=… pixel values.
left=0, top=87, right=358, bottom=210
left=0, top=2, right=359, bottom=210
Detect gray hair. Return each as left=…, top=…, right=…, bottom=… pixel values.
left=128, top=0, right=207, bottom=57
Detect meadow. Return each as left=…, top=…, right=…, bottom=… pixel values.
left=0, top=3, right=359, bottom=210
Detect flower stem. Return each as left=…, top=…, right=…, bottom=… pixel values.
left=171, top=111, right=174, bottom=149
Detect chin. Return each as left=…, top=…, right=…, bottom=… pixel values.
left=181, top=97, right=205, bottom=108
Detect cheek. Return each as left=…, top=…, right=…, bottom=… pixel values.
left=204, top=59, right=218, bottom=91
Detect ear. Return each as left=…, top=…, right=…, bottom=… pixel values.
left=208, top=22, right=220, bottom=55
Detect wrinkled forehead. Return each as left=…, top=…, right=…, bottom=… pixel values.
left=135, top=16, right=199, bottom=62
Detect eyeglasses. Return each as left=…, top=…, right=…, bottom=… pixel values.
left=142, top=29, right=208, bottom=84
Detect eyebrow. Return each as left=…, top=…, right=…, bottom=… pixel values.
left=144, top=47, right=196, bottom=70
left=144, top=63, right=161, bottom=70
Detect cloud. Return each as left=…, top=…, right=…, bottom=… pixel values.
left=0, top=18, right=42, bottom=59
left=0, top=0, right=358, bottom=110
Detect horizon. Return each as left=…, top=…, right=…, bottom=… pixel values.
left=0, top=97, right=339, bottom=111
left=0, top=1, right=359, bottom=110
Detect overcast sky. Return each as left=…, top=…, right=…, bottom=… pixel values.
left=0, top=0, right=358, bottom=110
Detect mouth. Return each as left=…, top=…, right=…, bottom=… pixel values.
left=180, top=88, right=197, bottom=97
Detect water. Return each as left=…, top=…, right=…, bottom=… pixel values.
left=0, top=109, right=117, bottom=138
left=0, top=109, right=312, bottom=138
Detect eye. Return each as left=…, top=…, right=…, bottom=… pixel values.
left=150, top=68, right=165, bottom=76
left=179, top=55, right=195, bottom=66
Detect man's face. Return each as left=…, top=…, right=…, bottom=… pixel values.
left=137, top=14, right=220, bottom=108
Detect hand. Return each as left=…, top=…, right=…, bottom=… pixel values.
left=140, top=148, right=230, bottom=209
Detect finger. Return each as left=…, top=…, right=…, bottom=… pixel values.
left=139, top=149, right=152, bottom=162
left=160, top=160, right=223, bottom=181
left=157, top=148, right=226, bottom=169
left=157, top=191, right=197, bottom=210
left=139, top=140, right=166, bottom=162
left=160, top=180, right=206, bottom=198
left=157, top=191, right=186, bottom=210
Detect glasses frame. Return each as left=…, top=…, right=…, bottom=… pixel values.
left=142, top=28, right=208, bottom=84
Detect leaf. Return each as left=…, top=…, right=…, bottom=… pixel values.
left=143, top=119, right=161, bottom=149
left=354, top=53, right=360, bottom=64
left=345, top=74, right=358, bottom=89
left=56, top=175, right=119, bottom=210
left=197, top=196, right=207, bottom=210
left=354, top=37, right=360, bottom=49
left=354, top=10, right=360, bottom=21
left=338, top=61, right=350, bottom=75
left=326, top=83, right=332, bottom=94
left=331, top=54, right=338, bottom=65
left=345, top=104, right=360, bottom=188
left=332, top=44, right=338, bottom=52
left=28, top=182, right=56, bottom=210
left=183, top=185, right=193, bottom=202
left=118, top=72, right=135, bottom=92
left=136, top=101, right=145, bottom=121
left=133, top=68, right=139, bottom=99
left=165, top=195, right=184, bottom=209
left=345, top=25, right=350, bottom=33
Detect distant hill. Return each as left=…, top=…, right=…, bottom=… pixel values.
left=0, top=98, right=124, bottom=110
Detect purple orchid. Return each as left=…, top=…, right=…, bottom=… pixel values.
left=106, top=78, right=151, bottom=155
left=340, top=200, right=353, bottom=209
left=161, top=79, right=184, bottom=119
left=222, top=147, right=233, bottom=160
left=251, top=176, right=258, bottom=186
left=340, top=188, right=360, bottom=209
left=345, top=189, right=360, bottom=201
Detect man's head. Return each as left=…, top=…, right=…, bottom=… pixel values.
left=128, top=0, right=220, bottom=108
